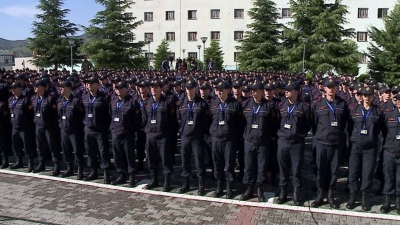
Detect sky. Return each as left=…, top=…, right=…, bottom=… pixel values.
left=0, top=0, right=105, bottom=40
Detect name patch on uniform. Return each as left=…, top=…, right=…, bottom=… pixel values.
left=396, top=134, right=400, bottom=140
left=88, top=114, right=93, bottom=118
left=11, top=114, right=14, bottom=118
left=151, top=119, right=157, bottom=124
left=187, top=120, right=194, bottom=125
left=62, top=116, right=66, bottom=120
left=284, top=123, right=291, bottom=129
left=251, top=124, right=258, bottom=129
left=331, top=121, right=338, bottom=127
left=218, top=121, right=225, bottom=126
left=360, top=129, right=368, bottom=135
left=36, top=113, right=41, bottom=117
left=114, top=118, right=120, bottom=122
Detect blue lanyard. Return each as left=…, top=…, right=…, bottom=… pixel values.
left=287, top=104, right=296, bottom=120
left=151, top=103, right=159, bottom=119
left=139, top=100, right=144, bottom=108
left=219, top=103, right=227, bottom=112
left=116, top=101, right=124, bottom=112
left=325, top=100, right=336, bottom=120
left=37, top=97, right=43, bottom=112
left=89, top=96, right=96, bottom=112
left=188, top=102, right=195, bottom=120
left=62, top=100, right=69, bottom=109
left=361, top=108, right=371, bottom=129
left=252, top=104, right=261, bottom=123
left=11, top=99, right=17, bottom=109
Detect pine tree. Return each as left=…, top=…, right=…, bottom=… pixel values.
left=28, top=0, right=80, bottom=69
left=153, top=39, right=170, bottom=70
left=367, top=2, right=400, bottom=85
left=281, top=0, right=359, bottom=74
left=80, top=0, right=145, bottom=69
left=204, top=40, right=224, bottom=71
left=237, top=0, right=283, bottom=72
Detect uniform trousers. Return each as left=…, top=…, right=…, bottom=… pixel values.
left=383, top=151, right=400, bottom=196
left=12, top=128, right=36, bottom=159
left=84, top=127, right=110, bottom=169
left=145, top=134, right=172, bottom=175
left=180, top=137, right=205, bottom=178
left=112, top=132, right=136, bottom=174
left=243, top=140, right=268, bottom=185
left=61, top=129, right=85, bottom=165
left=211, top=137, right=237, bottom=181
left=277, top=139, right=305, bottom=187
left=315, top=142, right=341, bottom=190
left=135, top=130, right=146, bottom=162
left=348, top=145, right=377, bottom=191
left=36, top=126, right=61, bottom=162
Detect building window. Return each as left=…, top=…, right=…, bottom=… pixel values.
left=166, top=32, right=175, bottom=41
left=188, top=32, right=197, bottom=41
left=188, top=52, right=197, bottom=59
left=234, top=52, right=239, bottom=62
left=145, top=52, right=154, bottom=60
left=378, top=8, right=388, bottom=18
left=188, top=10, right=197, bottom=20
left=211, top=31, right=220, bottom=40
left=124, top=13, right=133, bottom=18
left=358, top=8, right=368, bottom=18
left=234, top=31, right=244, bottom=40
left=144, top=33, right=153, bottom=42
left=282, top=8, right=292, bottom=18
left=234, top=9, right=244, bottom=19
left=357, top=32, right=368, bottom=42
left=211, top=9, right=220, bottom=19
left=144, top=12, right=153, bottom=21
left=359, top=54, right=367, bottom=64
left=166, top=11, right=175, bottom=20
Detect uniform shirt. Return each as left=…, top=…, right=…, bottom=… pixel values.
left=82, top=91, right=110, bottom=132
left=277, top=99, right=312, bottom=142
left=209, top=96, right=242, bottom=141
left=177, top=96, right=211, bottom=140
left=338, top=90, right=351, bottom=103
left=348, top=103, right=383, bottom=148
left=0, top=100, right=11, bottom=134
left=312, top=96, right=349, bottom=146
left=383, top=108, right=400, bottom=157
left=242, top=97, right=276, bottom=145
left=57, top=94, right=85, bottom=133
left=99, top=83, right=113, bottom=95
left=8, top=94, right=34, bottom=130
left=300, top=85, right=312, bottom=102
left=31, top=93, right=58, bottom=128
left=380, top=100, right=396, bottom=114
left=141, top=94, right=177, bottom=139
left=109, top=95, right=141, bottom=137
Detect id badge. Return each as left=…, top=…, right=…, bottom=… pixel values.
left=114, top=117, right=120, bottom=122
left=36, top=113, right=41, bottom=117
left=284, top=123, right=291, bottom=129
left=251, top=124, right=258, bottom=129
left=187, top=120, right=194, bottom=125
left=61, top=116, right=66, bottom=120
left=218, top=121, right=225, bottom=126
left=396, top=134, right=400, bottom=140
left=331, top=121, right=338, bottom=127
left=11, top=114, right=14, bottom=118
left=360, top=129, right=368, bottom=135
left=88, top=114, right=93, bottom=118
left=151, top=119, right=157, bottom=124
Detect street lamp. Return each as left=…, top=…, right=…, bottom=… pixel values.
left=200, top=37, right=207, bottom=70
left=197, top=45, right=201, bottom=62
left=235, top=46, right=240, bottom=70
left=182, top=49, right=185, bottom=59
left=301, top=38, right=308, bottom=74
left=145, top=38, right=152, bottom=70
left=68, top=39, right=75, bottom=72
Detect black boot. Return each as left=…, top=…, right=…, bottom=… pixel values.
left=293, top=187, right=302, bottom=206
left=27, top=158, right=34, bottom=173
left=213, top=180, right=223, bottom=197
left=376, top=179, right=384, bottom=195
left=346, top=191, right=356, bottom=209
left=61, top=163, right=74, bottom=178
left=240, top=185, right=254, bottom=201
left=257, top=185, right=266, bottom=202
left=77, top=165, right=84, bottom=180
left=380, top=195, right=391, bottom=213
left=33, top=160, right=45, bottom=173
left=84, top=167, right=98, bottom=181
left=10, top=157, right=23, bottom=169
left=103, top=169, right=111, bottom=184
left=396, top=196, right=400, bottom=215
left=277, top=186, right=288, bottom=204
left=178, top=177, right=190, bottom=193
left=145, top=173, right=158, bottom=189
left=328, top=189, right=339, bottom=209
left=311, top=189, right=324, bottom=208
left=198, top=177, right=205, bottom=196
left=163, top=174, right=171, bottom=192
left=361, top=191, right=369, bottom=211
left=52, top=162, right=60, bottom=176
left=0, top=157, right=9, bottom=169
left=128, top=173, right=136, bottom=187
left=111, top=172, right=126, bottom=185
left=226, top=181, right=233, bottom=199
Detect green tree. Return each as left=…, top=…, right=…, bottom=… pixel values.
left=204, top=40, right=224, bottom=70
left=237, top=0, right=283, bottom=72
left=80, top=0, right=144, bottom=69
left=367, top=1, right=400, bottom=85
left=281, top=0, right=359, bottom=74
left=28, top=0, right=81, bottom=69
left=153, top=39, right=170, bottom=69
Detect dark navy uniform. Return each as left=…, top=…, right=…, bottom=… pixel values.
left=0, top=100, right=12, bottom=167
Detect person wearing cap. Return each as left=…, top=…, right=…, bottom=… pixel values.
left=135, top=80, right=151, bottom=171
left=209, top=81, right=242, bottom=199
left=199, top=82, right=214, bottom=172
left=346, top=86, right=383, bottom=211
left=81, top=76, right=112, bottom=184
left=338, top=81, right=351, bottom=103
left=300, top=79, right=312, bottom=103
left=57, top=81, right=86, bottom=179
left=239, top=80, right=276, bottom=202
left=311, top=78, right=349, bottom=209
left=8, top=82, right=36, bottom=171
left=31, top=79, right=62, bottom=175
left=109, top=81, right=142, bottom=187
left=127, top=77, right=139, bottom=101
left=172, top=80, right=185, bottom=100
left=142, top=79, right=176, bottom=192
left=380, top=93, right=400, bottom=214
left=274, top=80, right=312, bottom=206
left=176, top=78, right=211, bottom=195
left=99, top=75, right=113, bottom=96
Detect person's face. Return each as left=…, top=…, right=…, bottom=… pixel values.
left=200, top=88, right=210, bottom=98
left=186, top=87, right=196, bottom=99
left=362, top=94, right=373, bottom=104
left=251, top=89, right=263, bottom=99
left=355, top=92, right=362, bottom=102
left=391, top=91, right=398, bottom=98
left=216, top=88, right=229, bottom=100
left=34, top=86, right=45, bottom=94
left=343, top=85, right=349, bottom=91
left=396, top=98, right=400, bottom=108
left=151, top=85, right=161, bottom=96
left=12, top=87, right=22, bottom=96
left=264, top=89, right=273, bottom=98
left=89, top=82, right=99, bottom=91
left=382, top=91, right=391, bottom=101
left=173, top=86, right=181, bottom=93
left=116, top=87, right=127, bottom=96
left=61, top=86, right=71, bottom=95
left=285, top=89, right=297, bottom=98
left=232, top=87, right=241, bottom=95
left=324, top=85, right=336, bottom=96
left=139, top=86, right=149, bottom=95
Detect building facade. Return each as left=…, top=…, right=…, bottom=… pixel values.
left=127, top=0, right=396, bottom=74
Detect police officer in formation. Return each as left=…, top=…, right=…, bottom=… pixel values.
left=1, top=68, right=400, bottom=214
